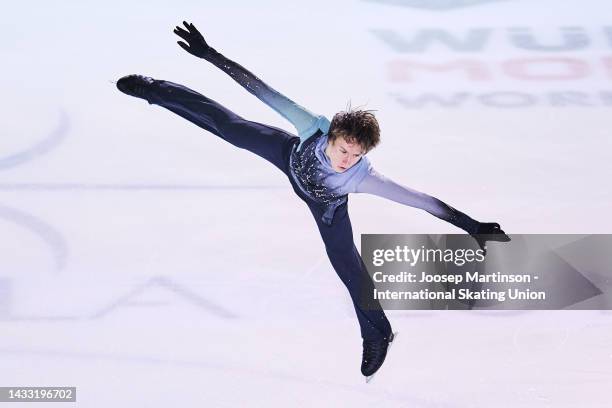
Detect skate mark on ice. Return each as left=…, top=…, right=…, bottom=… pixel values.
left=0, top=110, right=69, bottom=170
left=0, top=203, right=68, bottom=272
left=0, top=347, right=460, bottom=407
left=90, top=276, right=238, bottom=319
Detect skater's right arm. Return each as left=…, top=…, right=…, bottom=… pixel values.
left=174, top=21, right=329, bottom=148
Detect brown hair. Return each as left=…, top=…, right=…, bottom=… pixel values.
left=328, top=108, right=380, bottom=153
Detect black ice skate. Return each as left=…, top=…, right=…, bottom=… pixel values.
left=362, top=331, right=397, bottom=383
left=116, top=74, right=156, bottom=102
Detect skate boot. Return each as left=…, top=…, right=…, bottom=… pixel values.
left=361, top=331, right=397, bottom=382
left=116, top=74, right=157, bottom=102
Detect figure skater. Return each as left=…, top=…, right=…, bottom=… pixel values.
left=116, top=21, right=510, bottom=381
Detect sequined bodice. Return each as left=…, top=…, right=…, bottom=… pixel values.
left=289, top=132, right=347, bottom=225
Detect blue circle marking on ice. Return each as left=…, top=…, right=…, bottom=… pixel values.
left=0, top=110, right=69, bottom=171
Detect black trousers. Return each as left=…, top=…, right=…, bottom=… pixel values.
left=148, top=80, right=392, bottom=341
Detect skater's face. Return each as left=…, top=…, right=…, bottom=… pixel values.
left=325, top=135, right=366, bottom=173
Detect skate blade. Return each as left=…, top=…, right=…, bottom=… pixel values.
left=365, top=331, right=399, bottom=384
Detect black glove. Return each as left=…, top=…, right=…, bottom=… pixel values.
left=173, top=21, right=214, bottom=59
left=472, top=222, right=511, bottom=252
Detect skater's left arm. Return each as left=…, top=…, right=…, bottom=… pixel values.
left=354, top=166, right=480, bottom=233
left=354, top=166, right=511, bottom=248
left=174, top=21, right=328, bottom=147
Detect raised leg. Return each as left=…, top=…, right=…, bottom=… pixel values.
left=120, top=76, right=298, bottom=174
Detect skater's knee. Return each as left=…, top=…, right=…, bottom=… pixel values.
left=224, top=116, right=251, bottom=130
left=215, top=117, right=260, bottom=144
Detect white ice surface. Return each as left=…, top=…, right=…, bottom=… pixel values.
left=1, top=0, right=611, bottom=406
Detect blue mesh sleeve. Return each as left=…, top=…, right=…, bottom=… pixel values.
left=202, top=48, right=329, bottom=149
left=354, top=166, right=480, bottom=234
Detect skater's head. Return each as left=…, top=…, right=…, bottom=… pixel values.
left=326, top=108, right=380, bottom=173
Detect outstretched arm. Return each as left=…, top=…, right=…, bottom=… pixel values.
left=173, top=21, right=328, bottom=147
left=355, top=166, right=510, bottom=249
left=355, top=167, right=480, bottom=233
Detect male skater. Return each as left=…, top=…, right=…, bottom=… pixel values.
left=117, top=21, right=509, bottom=381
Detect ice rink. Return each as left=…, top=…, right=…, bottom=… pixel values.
left=1, top=0, right=611, bottom=406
